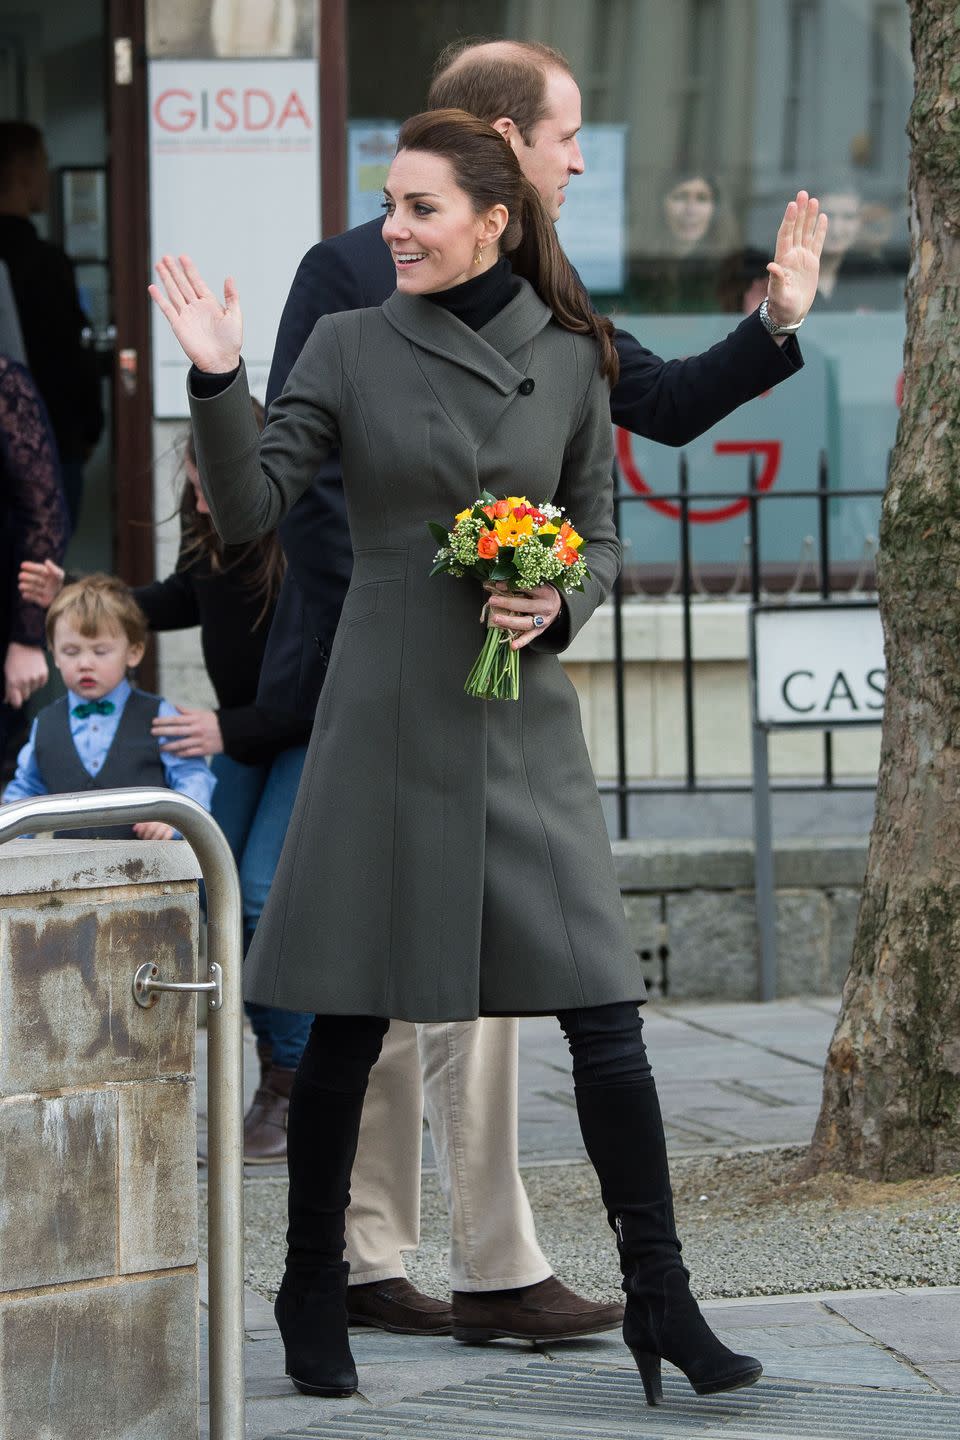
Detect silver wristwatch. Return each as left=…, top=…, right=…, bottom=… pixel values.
left=758, top=297, right=804, bottom=336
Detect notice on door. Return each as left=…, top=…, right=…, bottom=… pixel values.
left=751, top=602, right=885, bottom=727
left=148, top=58, right=320, bottom=417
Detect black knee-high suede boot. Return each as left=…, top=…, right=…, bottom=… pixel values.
left=574, top=1078, right=762, bottom=1406
left=274, top=1015, right=388, bottom=1398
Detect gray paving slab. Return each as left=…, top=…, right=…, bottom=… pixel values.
left=919, top=1362, right=960, bottom=1393
left=512, top=1000, right=837, bottom=1164
left=823, top=1290, right=960, bottom=1386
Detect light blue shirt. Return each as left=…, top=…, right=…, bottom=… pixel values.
left=2, top=679, right=216, bottom=819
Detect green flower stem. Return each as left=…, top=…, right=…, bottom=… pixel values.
left=465, top=624, right=520, bottom=701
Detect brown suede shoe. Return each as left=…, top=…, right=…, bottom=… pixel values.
left=452, top=1274, right=624, bottom=1343
left=243, top=1065, right=295, bottom=1165
left=347, top=1277, right=453, bottom=1335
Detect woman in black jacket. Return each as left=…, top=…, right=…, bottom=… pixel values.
left=0, top=353, right=68, bottom=763
left=20, top=405, right=312, bottom=1161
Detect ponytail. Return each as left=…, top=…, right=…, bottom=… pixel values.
left=507, top=177, right=619, bottom=386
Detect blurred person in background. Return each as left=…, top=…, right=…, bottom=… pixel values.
left=813, top=182, right=904, bottom=312
left=0, top=352, right=68, bottom=770
left=0, top=122, right=103, bottom=532
left=631, top=170, right=741, bottom=314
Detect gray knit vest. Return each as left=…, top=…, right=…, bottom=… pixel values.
left=34, top=690, right=167, bottom=839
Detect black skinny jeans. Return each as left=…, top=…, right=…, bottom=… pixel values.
left=295, top=1002, right=652, bottom=1104
left=285, top=1003, right=673, bottom=1279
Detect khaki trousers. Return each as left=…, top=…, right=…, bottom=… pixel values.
left=345, top=1018, right=553, bottom=1292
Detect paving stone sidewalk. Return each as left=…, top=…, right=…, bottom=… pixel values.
left=196, top=998, right=960, bottom=1438
left=199, top=1281, right=960, bottom=1438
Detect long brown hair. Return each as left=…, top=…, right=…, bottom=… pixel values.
left=395, top=109, right=619, bottom=385
left=180, top=397, right=286, bottom=628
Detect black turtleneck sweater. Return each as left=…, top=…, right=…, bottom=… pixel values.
left=424, top=255, right=521, bottom=331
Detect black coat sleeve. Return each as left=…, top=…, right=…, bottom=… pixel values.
left=216, top=701, right=312, bottom=765
left=133, top=538, right=201, bottom=632
left=264, top=242, right=364, bottom=410
left=256, top=237, right=368, bottom=716
left=611, top=309, right=802, bottom=445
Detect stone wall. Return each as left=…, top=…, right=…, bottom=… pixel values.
left=0, top=840, right=202, bottom=1440
left=613, top=836, right=868, bottom=999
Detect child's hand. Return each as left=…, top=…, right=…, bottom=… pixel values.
left=19, top=559, right=66, bottom=608
left=133, top=821, right=176, bottom=841
left=153, top=705, right=224, bottom=757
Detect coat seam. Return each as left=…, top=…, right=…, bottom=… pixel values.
left=386, top=550, right=409, bottom=1013
left=269, top=753, right=312, bottom=1007
left=516, top=679, right=585, bottom=1006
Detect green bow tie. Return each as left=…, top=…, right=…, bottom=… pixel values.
left=72, top=698, right=116, bottom=719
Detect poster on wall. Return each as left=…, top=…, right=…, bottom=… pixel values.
left=148, top=58, right=320, bottom=416
left=555, top=124, right=626, bottom=292
left=347, top=122, right=398, bottom=229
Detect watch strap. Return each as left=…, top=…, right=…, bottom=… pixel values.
left=759, top=297, right=804, bottom=335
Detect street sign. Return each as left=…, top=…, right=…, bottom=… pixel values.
left=751, top=601, right=885, bottom=727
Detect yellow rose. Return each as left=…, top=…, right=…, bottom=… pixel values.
left=455, top=507, right=473, bottom=522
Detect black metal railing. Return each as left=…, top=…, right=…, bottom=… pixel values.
left=605, top=452, right=886, bottom=840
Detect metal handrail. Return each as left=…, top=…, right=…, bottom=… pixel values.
left=0, top=788, right=244, bottom=1440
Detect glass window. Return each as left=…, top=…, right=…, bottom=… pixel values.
left=346, top=0, right=912, bottom=580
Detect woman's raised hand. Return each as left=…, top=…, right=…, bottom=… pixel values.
left=148, top=254, right=243, bottom=373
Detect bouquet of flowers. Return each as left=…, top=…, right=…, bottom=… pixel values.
left=428, top=491, right=590, bottom=701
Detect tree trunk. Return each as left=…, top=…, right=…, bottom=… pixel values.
left=803, top=0, right=960, bottom=1179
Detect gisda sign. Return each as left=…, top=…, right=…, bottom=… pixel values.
left=148, top=59, right=320, bottom=417
left=751, top=602, right=885, bottom=727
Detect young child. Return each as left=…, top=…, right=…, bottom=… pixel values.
left=2, top=573, right=215, bottom=838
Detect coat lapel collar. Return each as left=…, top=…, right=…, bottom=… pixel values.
left=382, top=277, right=552, bottom=395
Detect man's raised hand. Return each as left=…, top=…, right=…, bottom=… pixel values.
left=148, top=254, right=243, bottom=373
left=765, top=191, right=829, bottom=327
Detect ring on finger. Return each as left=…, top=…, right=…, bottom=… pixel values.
left=532, top=614, right=545, bottom=628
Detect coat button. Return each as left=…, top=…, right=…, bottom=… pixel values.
left=518, top=377, right=535, bottom=395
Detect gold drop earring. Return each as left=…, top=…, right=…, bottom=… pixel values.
left=474, top=242, right=484, bottom=267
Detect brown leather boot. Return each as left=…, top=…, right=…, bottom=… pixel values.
left=244, top=1064, right=295, bottom=1164
left=242, top=1042, right=274, bottom=1148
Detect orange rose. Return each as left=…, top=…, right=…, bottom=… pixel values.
left=482, top=505, right=495, bottom=519
left=477, top=532, right=500, bottom=559
left=493, top=499, right=511, bottom=518
left=561, top=546, right=579, bottom=566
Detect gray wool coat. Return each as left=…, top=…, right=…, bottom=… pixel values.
left=189, top=278, right=644, bottom=1020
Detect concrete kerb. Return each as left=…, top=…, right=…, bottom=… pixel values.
left=612, top=835, right=869, bottom=891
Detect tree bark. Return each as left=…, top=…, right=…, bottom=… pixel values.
left=803, top=0, right=960, bottom=1179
